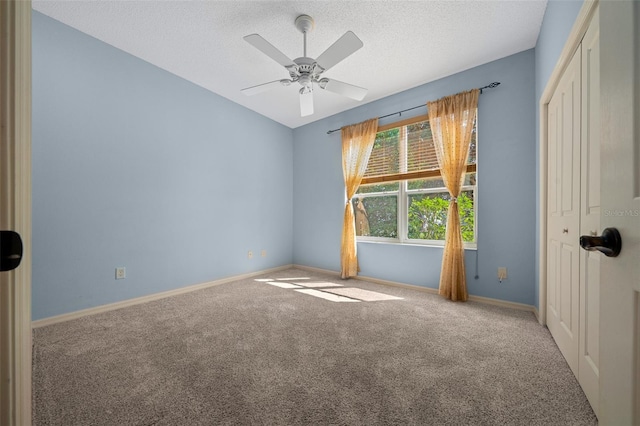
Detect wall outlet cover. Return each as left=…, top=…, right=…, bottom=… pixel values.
left=115, top=267, right=126, bottom=280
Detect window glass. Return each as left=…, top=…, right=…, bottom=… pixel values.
left=407, top=190, right=475, bottom=242
left=353, top=195, right=398, bottom=238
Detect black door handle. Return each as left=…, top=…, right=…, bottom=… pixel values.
left=0, top=230, right=23, bottom=271
left=579, top=227, right=622, bottom=257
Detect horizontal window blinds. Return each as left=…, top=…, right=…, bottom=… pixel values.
left=361, top=114, right=476, bottom=185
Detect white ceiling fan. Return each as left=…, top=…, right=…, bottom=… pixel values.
left=241, top=15, right=367, bottom=117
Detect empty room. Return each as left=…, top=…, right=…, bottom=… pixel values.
left=1, top=0, right=638, bottom=424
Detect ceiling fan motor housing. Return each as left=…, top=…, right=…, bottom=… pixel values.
left=289, top=57, right=324, bottom=87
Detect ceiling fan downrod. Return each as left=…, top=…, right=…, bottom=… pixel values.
left=295, top=14, right=315, bottom=58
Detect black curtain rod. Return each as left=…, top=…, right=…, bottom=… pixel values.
left=326, top=82, right=500, bottom=135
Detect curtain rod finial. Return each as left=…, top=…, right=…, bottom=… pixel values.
left=479, top=81, right=500, bottom=94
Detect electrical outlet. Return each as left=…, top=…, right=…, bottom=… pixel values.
left=115, top=267, right=126, bottom=280
left=261, top=250, right=267, bottom=257
left=248, top=251, right=253, bottom=259
left=498, top=267, right=507, bottom=282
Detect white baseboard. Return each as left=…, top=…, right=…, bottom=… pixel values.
left=34, top=263, right=536, bottom=328
left=293, top=264, right=535, bottom=313
left=291, top=264, right=342, bottom=278
left=32, top=265, right=293, bottom=328
left=533, top=306, right=541, bottom=324
left=467, top=294, right=536, bottom=313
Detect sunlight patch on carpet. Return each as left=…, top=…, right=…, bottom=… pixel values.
left=323, top=288, right=403, bottom=302
left=254, top=279, right=274, bottom=282
left=295, top=289, right=360, bottom=302
left=265, top=281, right=303, bottom=289
left=293, top=281, right=344, bottom=288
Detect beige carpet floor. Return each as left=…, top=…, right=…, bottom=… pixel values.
left=33, top=267, right=597, bottom=425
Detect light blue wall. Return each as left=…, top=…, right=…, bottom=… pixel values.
left=533, top=0, right=584, bottom=309
left=293, top=50, right=537, bottom=305
left=33, top=4, right=581, bottom=319
left=32, top=12, right=293, bottom=320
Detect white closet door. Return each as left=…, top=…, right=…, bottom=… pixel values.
left=546, top=44, right=581, bottom=376
left=578, top=6, right=600, bottom=416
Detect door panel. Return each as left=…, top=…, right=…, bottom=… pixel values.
left=547, top=44, right=581, bottom=376
left=578, top=7, right=600, bottom=415
left=548, top=240, right=558, bottom=317
left=585, top=252, right=600, bottom=366
left=561, top=84, right=578, bottom=214
left=560, top=244, right=576, bottom=335
left=548, top=105, right=558, bottom=216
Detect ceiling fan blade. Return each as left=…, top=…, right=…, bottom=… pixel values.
left=300, top=88, right=314, bottom=117
left=241, top=79, right=291, bottom=96
left=315, top=31, right=363, bottom=72
left=320, top=78, right=367, bottom=101
left=244, top=34, right=296, bottom=67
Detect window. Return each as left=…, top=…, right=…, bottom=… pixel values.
left=354, top=114, right=477, bottom=246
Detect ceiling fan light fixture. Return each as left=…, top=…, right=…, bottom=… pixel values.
left=298, top=74, right=312, bottom=87
left=318, top=78, right=329, bottom=89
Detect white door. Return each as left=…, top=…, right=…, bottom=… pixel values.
left=0, top=1, right=33, bottom=424
left=578, top=7, right=600, bottom=415
left=598, top=1, right=640, bottom=423
left=547, top=44, right=581, bottom=376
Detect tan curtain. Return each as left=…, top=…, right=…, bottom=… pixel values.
left=340, top=118, right=379, bottom=279
left=427, top=89, right=479, bottom=301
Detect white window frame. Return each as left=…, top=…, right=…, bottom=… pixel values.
left=355, top=115, right=478, bottom=248
left=355, top=180, right=477, bottom=248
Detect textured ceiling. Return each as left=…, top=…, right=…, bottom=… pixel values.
left=32, top=0, right=548, bottom=129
